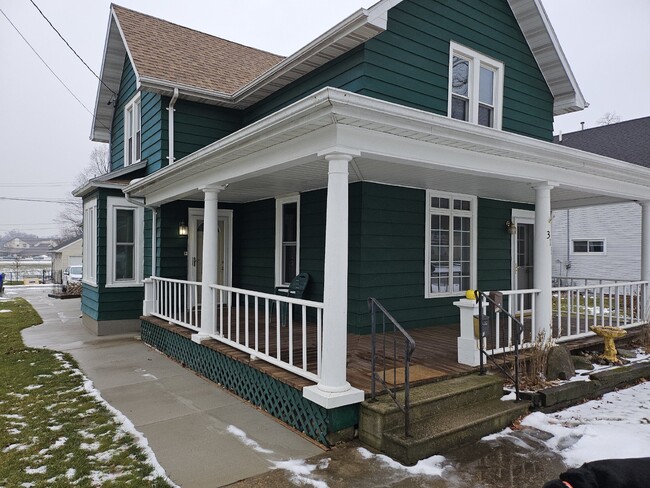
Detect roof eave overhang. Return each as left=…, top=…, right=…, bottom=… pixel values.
left=508, top=0, right=588, bottom=116
left=124, top=87, right=650, bottom=202
left=72, top=180, right=128, bottom=198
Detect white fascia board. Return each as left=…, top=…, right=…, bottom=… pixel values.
left=507, top=0, right=587, bottom=115
left=111, top=7, right=141, bottom=91
left=72, top=181, right=128, bottom=198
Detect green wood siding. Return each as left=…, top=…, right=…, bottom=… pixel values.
left=157, top=201, right=195, bottom=280
left=172, top=99, right=241, bottom=161
left=109, top=56, right=137, bottom=171
left=299, top=190, right=327, bottom=303
left=361, top=0, right=554, bottom=141
left=141, top=92, right=166, bottom=175
left=232, top=199, right=275, bottom=294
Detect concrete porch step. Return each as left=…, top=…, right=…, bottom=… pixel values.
left=382, top=398, right=529, bottom=465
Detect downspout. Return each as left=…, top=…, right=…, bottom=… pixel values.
left=167, top=88, right=179, bottom=165
left=565, top=209, right=571, bottom=277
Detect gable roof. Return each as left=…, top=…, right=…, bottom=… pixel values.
left=92, top=0, right=586, bottom=142
left=554, top=117, right=650, bottom=168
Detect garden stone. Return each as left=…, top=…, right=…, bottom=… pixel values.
left=546, top=345, right=575, bottom=380
left=571, top=355, right=594, bottom=371
left=617, top=348, right=637, bottom=359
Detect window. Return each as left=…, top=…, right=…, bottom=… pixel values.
left=425, top=190, right=477, bottom=298
left=82, top=198, right=97, bottom=285
left=448, top=42, right=504, bottom=129
left=572, top=239, right=606, bottom=254
left=275, top=195, right=300, bottom=286
left=124, top=94, right=141, bottom=166
left=107, top=197, right=143, bottom=286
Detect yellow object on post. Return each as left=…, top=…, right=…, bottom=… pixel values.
left=465, top=289, right=478, bottom=300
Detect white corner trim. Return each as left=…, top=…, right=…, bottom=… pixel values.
left=106, top=196, right=144, bottom=287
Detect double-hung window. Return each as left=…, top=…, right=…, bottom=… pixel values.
left=82, top=198, right=97, bottom=285
left=107, top=197, right=143, bottom=286
left=275, top=195, right=300, bottom=286
left=425, top=190, right=476, bottom=298
left=572, top=239, right=605, bottom=254
left=449, top=42, right=504, bottom=129
left=124, top=94, right=141, bottom=166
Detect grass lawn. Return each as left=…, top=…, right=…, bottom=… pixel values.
left=0, top=298, right=173, bottom=487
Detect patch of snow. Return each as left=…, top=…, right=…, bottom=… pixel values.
left=25, top=466, right=47, bottom=475
left=8, top=428, right=21, bottom=435
left=518, top=381, right=650, bottom=467
left=357, top=447, right=447, bottom=476
left=52, top=352, right=179, bottom=488
left=0, top=309, right=12, bottom=313
left=47, top=425, right=62, bottom=431
left=65, top=468, right=76, bottom=479
left=7, top=392, right=29, bottom=399
left=500, top=391, right=517, bottom=401
left=24, top=384, right=43, bottom=391
left=227, top=425, right=274, bottom=454
left=2, top=414, right=24, bottom=419
left=20, top=483, right=34, bottom=488
left=271, top=459, right=329, bottom=488
left=51, top=437, right=67, bottom=449
left=3, top=443, right=28, bottom=453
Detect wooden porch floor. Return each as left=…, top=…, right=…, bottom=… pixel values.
left=143, top=314, right=646, bottom=398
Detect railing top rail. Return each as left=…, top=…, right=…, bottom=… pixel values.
left=368, top=297, right=415, bottom=350
left=496, top=288, right=541, bottom=296
left=209, top=283, right=324, bottom=308
left=151, top=276, right=202, bottom=286
left=553, top=276, right=635, bottom=282
left=552, top=281, right=648, bottom=292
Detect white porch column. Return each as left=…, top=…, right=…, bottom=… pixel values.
left=640, top=201, right=650, bottom=317
left=303, top=151, right=363, bottom=409
left=533, top=182, right=556, bottom=339
left=192, top=185, right=224, bottom=343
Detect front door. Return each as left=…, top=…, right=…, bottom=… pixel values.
left=511, top=210, right=535, bottom=309
left=188, top=209, right=232, bottom=288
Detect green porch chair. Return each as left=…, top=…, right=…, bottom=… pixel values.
left=274, top=272, right=310, bottom=325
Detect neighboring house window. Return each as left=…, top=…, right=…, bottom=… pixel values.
left=82, top=199, right=97, bottom=285
left=448, top=42, right=504, bottom=129
left=107, top=197, right=143, bottom=286
left=275, top=195, right=300, bottom=286
left=572, top=239, right=605, bottom=254
left=124, top=94, right=141, bottom=166
left=425, top=190, right=477, bottom=298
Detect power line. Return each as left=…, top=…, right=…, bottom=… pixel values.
left=28, top=0, right=118, bottom=98
left=0, top=7, right=111, bottom=132
left=0, top=196, right=71, bottom=204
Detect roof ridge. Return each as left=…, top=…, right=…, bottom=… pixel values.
left=110, top=3, right=284, bottom=60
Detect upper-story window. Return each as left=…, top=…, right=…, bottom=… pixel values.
left=124, top=94, right=141, bottom=166
left=448, top=42, right=504, bottom=129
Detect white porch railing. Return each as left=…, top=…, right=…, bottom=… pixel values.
left=208, top=284, right=323, bottom=382
left=150, top=277, right=202, bottom=330
left=483, top=288, right=539, bottom=356
left=147, top=277, right=324, bottom=383
left=552, top=281, right=648, bottom=342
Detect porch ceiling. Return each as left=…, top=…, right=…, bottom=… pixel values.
left=125, top=88, right=650, bottom=209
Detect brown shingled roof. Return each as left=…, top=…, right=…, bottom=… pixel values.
left=112, top=4, right=285, bottom=95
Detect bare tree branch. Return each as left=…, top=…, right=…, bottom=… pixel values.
left=597, top=111, right=621, bottom=126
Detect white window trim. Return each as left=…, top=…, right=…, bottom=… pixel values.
left=571, top=238, right=607, bottom=256
left=82, top=198, right=98, bottom=286
left=106, top=196, right=144, bottom=287
left=124, top=93, right=141, bottom=167
left=448, top=41, right=504, bottom=130
left=275, top=194, right=300, bottom=287
left=425, top=190, right=477, bottom=299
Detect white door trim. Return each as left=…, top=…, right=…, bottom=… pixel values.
left=187, top=208, right=233, bottom=286
left=511, top=209, right=535, bottom=290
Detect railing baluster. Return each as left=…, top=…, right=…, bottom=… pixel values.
left=288, top=303, right=294, bottom=367
left=244, top=294, right=249, bottom=347
left=302, top=306, right=307, bottom=371
left=264, top=299, right=269, bottom=355
left=254, top=296, right=259, bottom=353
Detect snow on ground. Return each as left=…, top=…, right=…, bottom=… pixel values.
left=357, top=447, right=447, bottom=476
left=226, top=425, right=274, bottom=454
left=519, top=381, right=650, bottom=467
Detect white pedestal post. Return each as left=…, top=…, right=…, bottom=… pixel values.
left=533, top=182, right=556, bottom=339
left=192, top=185, right=224, bottom=343
left=143, top=278, right=154, bottom=316
left=454, top=298, right=481, bottom=366
left=303, top=151, right=364, bottom=409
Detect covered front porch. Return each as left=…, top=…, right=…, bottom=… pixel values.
left=126, top=88, right=650, bottom=420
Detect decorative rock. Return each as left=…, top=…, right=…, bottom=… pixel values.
left=617, top=348, right=637, bottom=359
left=546, top=345, right=576, bottom=381
left=571, top=355, right=594, bottom=371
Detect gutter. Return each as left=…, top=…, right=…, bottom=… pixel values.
left=167, top=88, right=179, bottom=164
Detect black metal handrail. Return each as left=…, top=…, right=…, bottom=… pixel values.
left=368, top=297, right=416, bottom=437
left=475, top=290, right=522, bottom=402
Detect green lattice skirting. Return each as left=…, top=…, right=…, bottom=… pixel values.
left=140, top=319, right=357, bottom=445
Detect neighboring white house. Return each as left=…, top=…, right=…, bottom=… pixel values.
left=552, top=117, right=650, bottom=283
left=50, top=238, right=83, bottom=284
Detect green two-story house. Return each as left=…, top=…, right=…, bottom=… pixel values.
left=75, top=0, right=650, bottom=445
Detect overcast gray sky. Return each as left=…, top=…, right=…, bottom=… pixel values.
left=1, top=0, right=648, bottom=237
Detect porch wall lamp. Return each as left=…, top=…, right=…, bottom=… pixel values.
left=505, top=220, right=517, bottom=235
left=178, top=221, right=188, bottom=236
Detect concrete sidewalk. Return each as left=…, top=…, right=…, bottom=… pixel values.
left=11, top=286, right=323, bottom=488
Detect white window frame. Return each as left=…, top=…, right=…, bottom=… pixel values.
left=571, top=239, right=607, bottom=255
left=106, top=196, right=144, bottom=287
left=425, top=190, right=477, bottom=298
left=82, top=198, right=97, bottom=286
left=124, top=93, right=141, bottom=166
left=448, top=41, right=504, bottom=130
left=275, top=194, right=300, bottom=287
